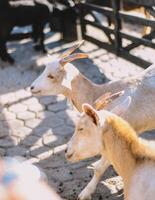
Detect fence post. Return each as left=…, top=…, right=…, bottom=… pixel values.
left=112, top=0, right=122, bottom=55
left=79, top=3, right=86, bottom=39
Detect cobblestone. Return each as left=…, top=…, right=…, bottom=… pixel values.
left=9, top=103, right=27, bottom=113
left=17, top=111, right=35, bottom=120
left=48, top=101, right=67, bottom=112
left=28, top=103, right=45, bottom=113
left=6, top=146, right=28, bottom=156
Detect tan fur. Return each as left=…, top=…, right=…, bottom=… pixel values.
left=100, top=114, right=155, bottom=199
left=107, top=116, right=155, bottom=162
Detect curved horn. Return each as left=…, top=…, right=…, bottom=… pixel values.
left=94, top=91, right=124, bottom=110
left=59, top=40, right=84, bottom=59
left=60, top=53, right=88, bottom=67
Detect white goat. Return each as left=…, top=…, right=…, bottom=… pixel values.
left=31, top=42, right=155, bottom=200
left=66, top=103, right=155, bottom=200
left=30, top=41, right=132, bottom=112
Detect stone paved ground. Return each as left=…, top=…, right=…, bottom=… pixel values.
left=0, top=23, right=155, bottom=200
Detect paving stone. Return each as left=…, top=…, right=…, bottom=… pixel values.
left=48, top=101, right=67, bottom=112
left=4, top=119, right=24, bottom=129
left=9, top=103, right=27, bottom=113
left=33, top=127, right=53, bottom=137
left=17, top=111, right=35, bottom=120
left=15, top=89, right=32, bottom=99
left=0, top=112, right=16, bottom=121
left=0, top=127, right=12, bottom=138
left=28, top=103, right=45, bottom=113
left=11, top=126, right=32, bottom=138
left=53, top=144, right=67, bottom=155
left=39, top=96, right=57, bottom=105
left=0, top=93, right=17, bottom=105
left=25, top=118, right=42, bottom=129
left=53, top=125, right=74, bottom=136
left=30, top=145, right=53, bottom=159
left=0, top=137, right=18, bottom=148
left=36, top=111, right=55, bottom=119
left=40, top=117, right=64, bottom=129
left=47, top=167, right=73, bottom=182
left=6, top=146, right=28, bottom=156
left=56, top=109, right=80, bottom=124
left=21, top=135, right=42, bottom=147
left=22, top=97, right=39, bottom=105
left=0, top=148, right=6, bottom=156
left=43, top=134, right=65, bottom=147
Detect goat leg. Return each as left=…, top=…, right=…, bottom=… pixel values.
left=78, top=157, right=110, bottom=200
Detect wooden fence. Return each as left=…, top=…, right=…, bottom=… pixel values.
left=79, top=0, right=155, bottom=68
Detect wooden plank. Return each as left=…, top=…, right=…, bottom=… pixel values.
left=83, top=19, right=114, bottom=34
left=123, top=0, right=155, bottom=7
left=9, top=33, right=32, bottom=41
left=119, top=11, right=155, bottom=27
left=120, top=32, right=155, bottom=49
left=83, top=34, right=115, bottom=53
left=83, top=19, right=114, bottom=44
left=80, top=3, right=114, bottom=17
left=112, top=0, right=122, bottom=54
left=119, top=48, right=151, bottom=68
left=124, top=31, right=155, bottom=51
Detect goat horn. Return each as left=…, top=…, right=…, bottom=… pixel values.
left=94, top=91, right=124, bottom=110
left=59, top=40, right=85, bottom=59
left=60, top=53, right=88, bottom=66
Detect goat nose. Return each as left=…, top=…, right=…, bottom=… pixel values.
left=30, top=86, right=34, bottom=90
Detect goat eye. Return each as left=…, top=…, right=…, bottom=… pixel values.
left=78, top=128, right=83, bottom=131
left=47, top=74, right=54, bottom=79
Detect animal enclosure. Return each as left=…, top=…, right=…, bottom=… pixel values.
left=79, top=0, right=155, bottom=68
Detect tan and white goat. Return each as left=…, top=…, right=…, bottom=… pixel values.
left=66, top=103, right=155, bottom=200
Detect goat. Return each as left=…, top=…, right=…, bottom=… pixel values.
left=31, top=41, right=155, bottom=200
left=30, top=41, right=133, bottom=112
left=66, top=103, right=155, bottom=200
left=0, top=0, right=53, bottom=64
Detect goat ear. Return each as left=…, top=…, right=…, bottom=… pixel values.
left=94, top=91, right=124, bottom=110
left=59, top=40, right=84, bottom=59
left=60, top=53, right=88, bottom=67
left=111, top=96, right=131, bottom=116
left=82, top=103, right=99, bottom=125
